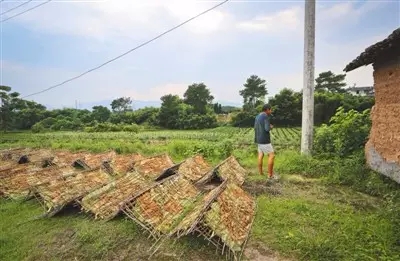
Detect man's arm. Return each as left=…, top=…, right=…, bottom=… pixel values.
left=264, top=115, right=270, bottom=132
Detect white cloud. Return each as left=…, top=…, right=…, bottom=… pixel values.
left=4, top=0, right=233, bottom=40
left=1, top=28, right=385, bottom=107
left=161, top=0, right=233, bottom=35
left=1, top=1, right=394, bottom=108
left=126, top=83, right=188, bottom=101
left=236, top=6, right=302, bottom=34
left=318, top=0, right=384, bottom=24
left=318, top=2, right=354, bottom=21
left=236, top=0, right=389, bottom=36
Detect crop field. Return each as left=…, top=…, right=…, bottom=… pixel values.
left=1, top=127, right=399, bottom=261
left=0, top=127, right=301, bottom=158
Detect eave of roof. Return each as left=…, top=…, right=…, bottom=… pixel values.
left=343, top=27, right=400, bottom=72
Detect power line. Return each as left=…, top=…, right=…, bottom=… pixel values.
left=22, top=0, right=230, bottom=99
left=1, top=0, right=52, bottom=23
left=1, top=0, right=33, bottom=16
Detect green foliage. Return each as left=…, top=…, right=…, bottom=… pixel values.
left=277, top=150, right=400, bottom=202
left=183, top=83, right=214, bottom=114
left=1, top=72, right=376, bottom=132
left=221, top=105, right=240, bottom=114
left=253, top=195, right=399, bottom=261
left=314, top=107, right=371, bottom=157
left=110, top=97, right=133, bottom=113
left=231, top=71, right=374, bottom=128
left=315, top=70, right=347, bottom=93
left=1, top=86, right=48, bottom=131
left=133, top=107, right=159, bottom=125
left=239, top=75, right=268, bottom=110
left=91, top=106, right=111, bottom=123
left=84, top=122, right=140, bottom=133
left=1, top=127, right=399, bottom=261
left=213, top=103, right=223, bottom=114
left=230, top=110, right=256, bottom=127
left=268, top=88, right=302, bottom=126
left=158, top=94, right=217, bottom=130
left=31, top=122, right=45, bottom=133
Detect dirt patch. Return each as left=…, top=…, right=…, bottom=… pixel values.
left=243, top=180, right=283, bottom=197
left=243, top=242, right=295, bottom=261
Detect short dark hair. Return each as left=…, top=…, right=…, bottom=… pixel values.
left=262, top=104, right=271, bottom=111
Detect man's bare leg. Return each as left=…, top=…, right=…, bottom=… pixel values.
left=268, top=152, right=275, bottom=177
left=258, top=151, right=264, bottom=175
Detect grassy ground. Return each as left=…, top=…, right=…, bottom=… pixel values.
left=1, top=127, right=399, bottom=261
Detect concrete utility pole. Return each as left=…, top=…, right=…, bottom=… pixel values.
left=301, top=0, right=316, bottom=155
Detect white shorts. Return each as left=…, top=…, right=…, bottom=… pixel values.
left=257, top=143, right=274, bottom=154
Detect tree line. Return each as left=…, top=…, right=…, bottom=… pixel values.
left=231, top=71, right=374, bottom=127
left=0, top=71, right=374, bottom=132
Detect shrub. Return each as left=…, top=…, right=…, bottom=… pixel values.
left=314, top=107, right=371, bottom=157
left=31, top=122, right=45, bottom=133
left=230, top=110, right=256, bottom=127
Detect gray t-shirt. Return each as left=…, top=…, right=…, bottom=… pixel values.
left=254, top=112, right=271, bottom=144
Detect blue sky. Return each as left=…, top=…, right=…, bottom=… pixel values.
left=1, top=0, right=399, bottom=109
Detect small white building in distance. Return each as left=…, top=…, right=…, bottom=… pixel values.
left=347, top=86, right=374, bottom=96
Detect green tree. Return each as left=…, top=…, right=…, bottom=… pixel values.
left=268, top=88, right=302, bottom=126
left=213, top=103, right=223, bottom=114
left=183, top=83, right=214, bottom=114
left=14, top=107, right=46, bottom=130
left=158, top=94, right=183, bottom=129
left=111, top=97, right=133, bottom=113
left=314, top=91, right=343, bottom=125
left=239, top=75, right=268, bottom=110
left=133, top=107, right=159, bottom=125
left=0, top=86, right=23, bottom=131
left=92, top=106, right=111, bottom=123
left=315, top=71, right=347, bottom=93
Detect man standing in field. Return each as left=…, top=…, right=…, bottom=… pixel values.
left=254, top=104, right=278, bottom=180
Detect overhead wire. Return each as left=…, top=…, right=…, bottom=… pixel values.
left=1, top=0, right=33, bottom=16
left=21, top=0, right=231, bottom=99
left=1, top=0, right=52, bottom=23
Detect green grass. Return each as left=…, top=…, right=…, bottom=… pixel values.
left=250, top=174, right=400, bottom=261
left=0, top=200, right=223, bottom=261
left=1, top=127, right=399, bottom=261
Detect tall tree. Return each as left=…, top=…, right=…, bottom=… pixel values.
left=13, top=100, right=47, bottom=130
left=158, top=94, right=183, bottom=128
left=239, top=75, right=268, bottom=110
left=315, top=71, right=347, bottom=93
left=213, top=103, right=223, bottom=114
left=268, top=88, right=302, bottom=126
left=92, top=105, right=111, bottom=123
left=110, top=97, right=133, bottom=113
left=183, top=83, right=214, bottom=114
left=0, top=86, right=23, bottom=131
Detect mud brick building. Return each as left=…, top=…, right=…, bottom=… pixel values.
left=344, top=27, right=400, bottom=183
